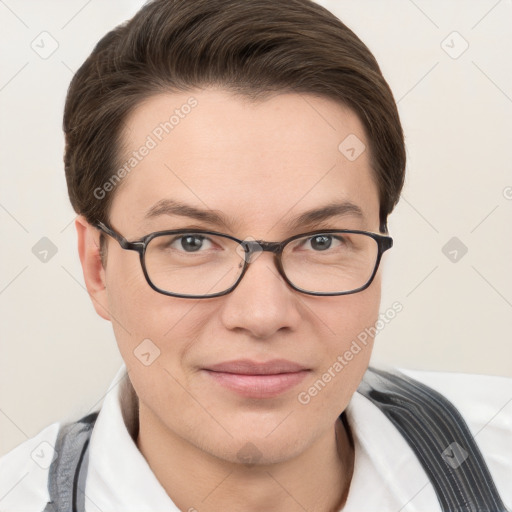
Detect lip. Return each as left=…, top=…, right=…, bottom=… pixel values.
left=203, top=359, right=310, bottom=398
left=205, top=359, right=308, bottom=375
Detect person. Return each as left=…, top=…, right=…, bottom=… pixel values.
left=0, top=0, right=510, bottom=511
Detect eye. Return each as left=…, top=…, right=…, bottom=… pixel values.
left=163, top=234, right=216, bottom=253
left=301, top=234, right=346, bottom=252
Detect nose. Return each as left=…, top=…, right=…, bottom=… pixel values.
left=239, top=238, right=280, bottom=264
left=219, top=248, right=302, bottom=339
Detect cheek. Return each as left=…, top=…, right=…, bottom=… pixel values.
left=299, top=279, right=381, bottom=409
left=105, top=255, right=148, bottom=332
left=314, top=276, right=381, bottom=353
left=103, top=251, right=196, bottom=371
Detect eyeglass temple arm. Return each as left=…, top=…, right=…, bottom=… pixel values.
left=95, top=221, right=143, bottom=252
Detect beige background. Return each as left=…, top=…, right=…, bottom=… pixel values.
left=1, top=0, right=511, bottom=456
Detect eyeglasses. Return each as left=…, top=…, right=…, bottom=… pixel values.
left=95, top=221, right=392, bottom=299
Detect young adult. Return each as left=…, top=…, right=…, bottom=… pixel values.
left=1, top=1, right=510, bottom=511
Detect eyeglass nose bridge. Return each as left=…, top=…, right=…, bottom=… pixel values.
left=239, top=239, right=284, bottom=264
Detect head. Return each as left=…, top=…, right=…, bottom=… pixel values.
left=68, top=0, right=405, bottom=465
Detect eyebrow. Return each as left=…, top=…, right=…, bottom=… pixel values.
left=143, top=198, right=365, bottom=232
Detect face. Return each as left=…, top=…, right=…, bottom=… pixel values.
left=78, top=88, right=383, bottom=465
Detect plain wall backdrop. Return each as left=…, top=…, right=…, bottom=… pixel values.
left=1, top=0, right=511, bottom=456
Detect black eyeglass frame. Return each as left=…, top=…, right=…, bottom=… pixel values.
left=95, top=221, right=393, bottom=299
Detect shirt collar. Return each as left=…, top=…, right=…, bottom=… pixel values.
left=85, top=363, right=177, bottom=511
left=343, top=390, right=441, bottom=511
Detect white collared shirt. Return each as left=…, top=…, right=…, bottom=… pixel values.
left=1, top=364, right=511, bottom=511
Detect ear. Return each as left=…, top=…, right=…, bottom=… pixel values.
left=75, top=215, right=111, bottom=321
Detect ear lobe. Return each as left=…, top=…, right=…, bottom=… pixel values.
left=75, top=215, right=111, bottom=321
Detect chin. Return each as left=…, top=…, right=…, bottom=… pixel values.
left=202, top=425, right=310, bottom=467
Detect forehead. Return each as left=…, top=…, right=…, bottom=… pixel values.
left=111, top=88, right=379, bottom=235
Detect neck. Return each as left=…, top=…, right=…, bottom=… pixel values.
left=136, top=404, right=354, bottom=512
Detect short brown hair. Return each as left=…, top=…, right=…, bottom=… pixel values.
left=63, top=0, right=405, bottom=256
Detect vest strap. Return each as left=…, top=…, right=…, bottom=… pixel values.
left=43, top=412, right=98, bottom=512
left=357, top=367, right=508, bottom=512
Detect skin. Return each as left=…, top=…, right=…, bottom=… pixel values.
left=76, top=88, right=384, bottom=511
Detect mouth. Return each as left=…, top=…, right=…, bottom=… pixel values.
left=202, top=359, right=310, bottom=399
